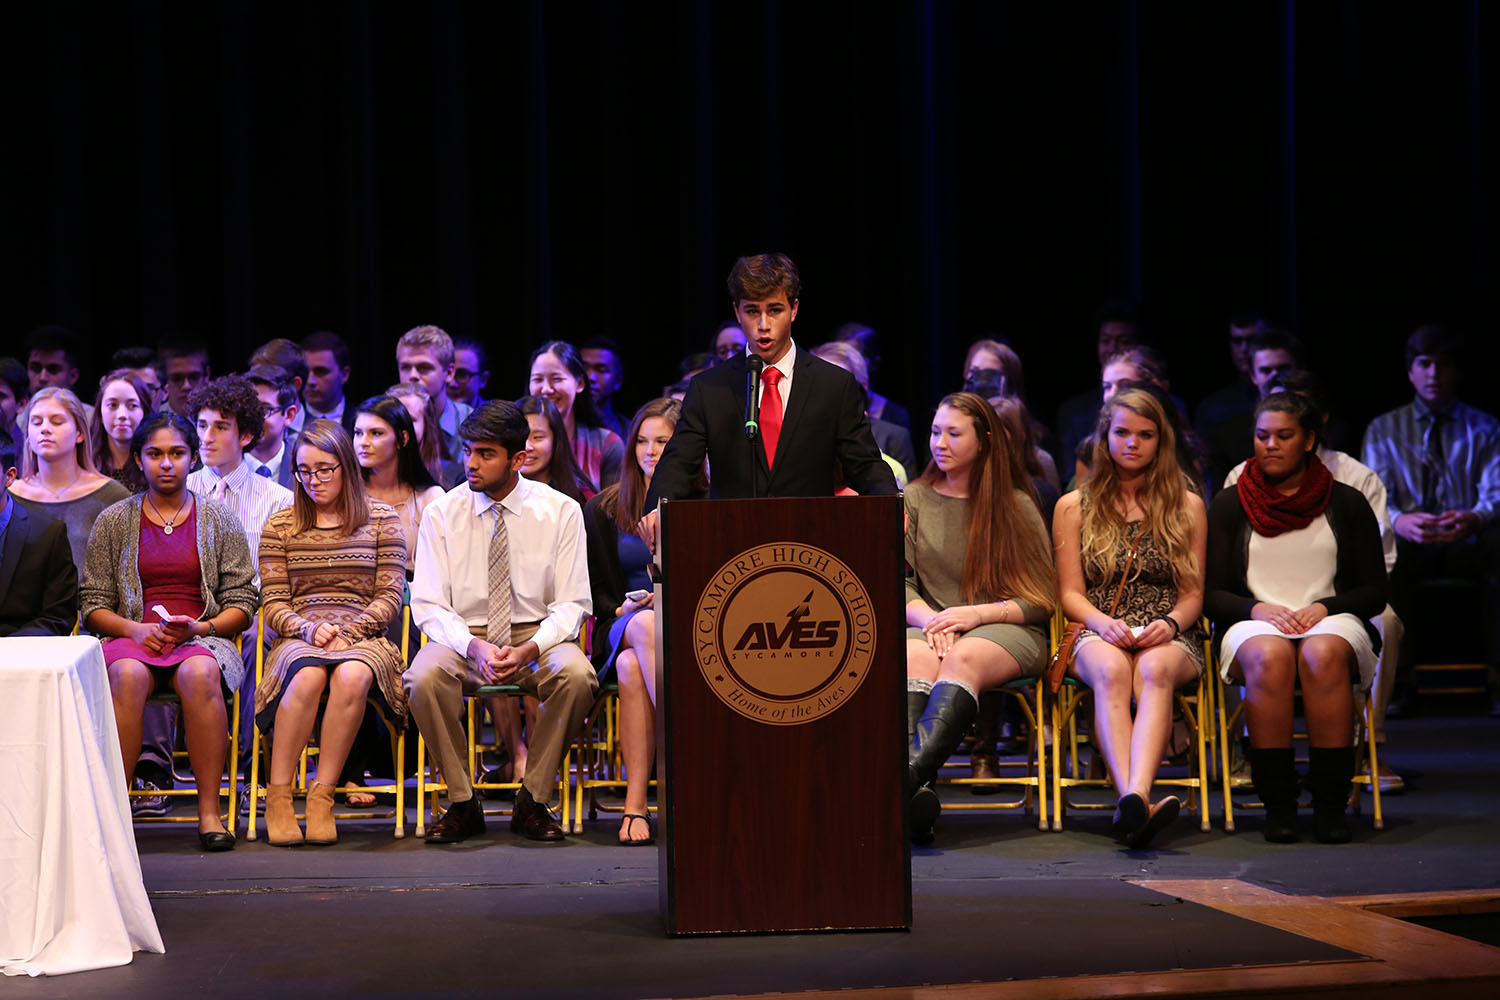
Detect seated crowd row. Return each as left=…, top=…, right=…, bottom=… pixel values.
left=0, top=315, right=1494, bottom=855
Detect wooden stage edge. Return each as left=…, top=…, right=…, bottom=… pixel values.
left=682, top=879, right=1500, bottom=1000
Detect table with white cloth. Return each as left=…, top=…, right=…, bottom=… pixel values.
left=0, top=635, right=164, bottom=977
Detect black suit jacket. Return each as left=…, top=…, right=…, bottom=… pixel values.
left=646, top=349, right=899, bottom=504
left=0, top=503, right=79, bottom=637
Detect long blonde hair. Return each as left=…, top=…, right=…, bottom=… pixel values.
left=290, top=419, right=371, bottom=536
left=1080, top=388, right=1200, bottom=589
left=919, top=392, right=1055, bottom=611
left=21, top=387, right=97, bottom=478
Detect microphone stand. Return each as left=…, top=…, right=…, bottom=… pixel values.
left=744, top=355, right=763, bottom=500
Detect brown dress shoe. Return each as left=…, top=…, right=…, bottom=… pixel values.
left=425, top=797, right=485, bottom=844
left=511, top=787, right=565, bottom=841
left=969, top=752, right=1002, bottom=795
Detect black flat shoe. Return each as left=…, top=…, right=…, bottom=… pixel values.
left=1112, top=792, right=1148, bottom=843
left=910, top=784, right=941, bottom=845
left=198, top=830, right=236, bottom=852
left=1128, top=796, right=1180, bottom=849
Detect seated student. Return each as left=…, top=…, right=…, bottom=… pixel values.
left=1362, top=324, right=1500, bottom=717
left=406, top=401, right=597, bottom=844
left=91, top=370, right=154, bottom=493
left=355, top=395, right=445, bottom=577
left=81, top=413, right=257, bottom=851
left=1054, top=389, right=1208, bottom=848
left=1226, top=370, right=1405, bottom=792
left=396, top=325, right=473, bottom=464
left=243, top=365, right=301, bottom=489
left=159, top=340, right=211, bottom=420
left=580, top=336, right=629, bottom=438
left=1194, top=311, right=1267, bottom=489
left=255, top=420, right=407, bottom=846
left=518, top=395, right=594, bottom=504
left=904, top=392, right=1056, bottom=843
left=1055, top=302, right=1142, bottom=471
left=0, top=437, right=78, bottom=637
left=811, top=341, right=919, bottom=482
left=1075, top=349, right=1210, bottom=496
left=24, top=326, right=92, bottom=423
left=183, top=374, right=296, bottom=797
left=584, top=399, right=702, bottom=845
left=9, top=387, right=131, bottom=572
left=299, top=331, right=356, bottom=435
left=1, top=356, right=30, bottom=459
left=710, top=319, right=747, bottom=362
left=528, top=340, right=625, bottom=493
left=448, top=337, right=491, bottom=411
left=386, top=381, right=463, bottom=489
left=963, top=340, right=1060, bottom=489
left=108, top=345, right=166, bottom=412
left=834, top=322, right=911, bottom=432
left=1206, top=391, right=1385, bottom=843
left=248, top=339, right=309, bottom=437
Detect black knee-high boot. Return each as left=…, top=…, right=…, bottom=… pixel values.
left=907, top=689, right=930, bottom=751
left=1249, top=747, right=1300, bottom=843
left=907, top=683, right=978, bottom=842
left=1307, top=746, right=1355, bottom=844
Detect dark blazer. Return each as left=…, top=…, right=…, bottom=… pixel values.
left=646, top=349, right=899, bottom=505
left=1204, top=479, right=1387, bottom=657
left=0, top=502, right=79, bottom=637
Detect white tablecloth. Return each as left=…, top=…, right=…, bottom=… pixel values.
left=0, top=636, right=165, bottom=976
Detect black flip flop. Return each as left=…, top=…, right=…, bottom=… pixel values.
left=620, top=812, right=655, bottom=846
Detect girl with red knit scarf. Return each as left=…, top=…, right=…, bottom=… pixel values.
left=1205, top=391, right=1386, bottom=845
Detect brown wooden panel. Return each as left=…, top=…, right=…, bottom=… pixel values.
left=656, top=496, right=910, bottom=934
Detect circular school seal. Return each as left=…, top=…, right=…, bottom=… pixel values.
left=692, top=542, right=876, bottom=726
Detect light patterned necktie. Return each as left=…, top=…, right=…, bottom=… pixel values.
left=212, top=478, right=229, bottom=505
left=486, top=503, right=513, bottom=648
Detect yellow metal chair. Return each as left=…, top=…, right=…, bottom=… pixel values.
left=412, top=629, right=574, bottom=838
left=934, top=677, right=1048, bottom=830
left=245, top=603, right=410, bottom=840
left=1048, top=613, right=1213, bottom=833
left=1214, top=649, right=1384, bottom=833
left=127, top=632, right=243, bottom=836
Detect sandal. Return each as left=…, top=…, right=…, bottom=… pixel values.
left=619, top=813, right=655, bottom=846
left=345, top=789, right=377, bottom=807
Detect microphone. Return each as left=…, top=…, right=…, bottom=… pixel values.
left=744, top=355, right=763, bottom=440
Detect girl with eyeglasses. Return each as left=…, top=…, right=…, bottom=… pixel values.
left=254, top=420, right=408, bottom=846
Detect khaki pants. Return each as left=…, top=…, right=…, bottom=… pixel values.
left=403, top=622, right=597, bottom=805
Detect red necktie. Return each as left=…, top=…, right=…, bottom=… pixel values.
left=760, top=367, right=784, bottom=469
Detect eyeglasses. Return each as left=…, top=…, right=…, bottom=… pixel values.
left=295, top=465, right=341, bottom=483
left=167, top=371, right=205, bottom=385
left=452, top=368, right=481, bottom=382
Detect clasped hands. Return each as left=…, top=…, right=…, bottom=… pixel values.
left=1395, top=510, right=1477, bottom=545
left=309, top=621, right=352, bottom=653
left=1250, top=601, right=1328, bottom=635
left=466, top=636, right=537, bottom=684
left=136, top=609, right=206, bottom=655
left=1093, top=615, right=1176, bottom=650
left=922, top=605, right=983, bottom=658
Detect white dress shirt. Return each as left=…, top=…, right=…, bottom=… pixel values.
left=243, top=438, right=287, bottom=481
left=187, top=460, right=295, bottom=584
left=303, top=396, right=346, bottom=426
left=757, top=340, right=797, bottom=413
left=411, top=476, right=591, bottom=659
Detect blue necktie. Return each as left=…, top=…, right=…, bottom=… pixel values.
left=255, top=465, right=272, bottom=479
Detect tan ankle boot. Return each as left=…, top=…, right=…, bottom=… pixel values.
left=305, top=781, right=338, bottom=845
left=265, top=783, right=303, bottom=847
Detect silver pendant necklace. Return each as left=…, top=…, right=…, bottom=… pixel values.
left=145, top=493, right=188, bottom=535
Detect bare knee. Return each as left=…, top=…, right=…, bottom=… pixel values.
left=616, top=649, right=643, bottom=690
left=905, top=639, right=939, bottom=682
left=1237, top=636, right=1296, bottom=690
left=1135, top=647, right=1189, bottom=690
left=174, top=656, right=224, bottom=702
left=623, top=610, right=655, bottom=653
left=1076, top=645, right=1132, bottom=695
left=331, top=661, right=373, bottom=697
left=109, top=659, right=153, bottom=701
left=1299, top=636, right=1353, bottom=687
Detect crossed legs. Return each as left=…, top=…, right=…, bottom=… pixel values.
left=615, top=610, right=658, bottom=844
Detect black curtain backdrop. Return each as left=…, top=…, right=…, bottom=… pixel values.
left=5, top=1, right=1494, bottom=446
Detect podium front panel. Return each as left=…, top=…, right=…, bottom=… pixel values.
left=656, top=496, right=910, bottom=934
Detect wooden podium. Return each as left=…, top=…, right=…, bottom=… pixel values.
left=654, top=496, right=910, bottom=935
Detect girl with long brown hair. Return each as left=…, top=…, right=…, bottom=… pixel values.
left=583, top=398, right=701, bottom=845
left=904, top=392, right=1056, bottom=843
left=254, top=420, right=407, bottom=846
left=1053, top=388, right=1208, bottom=848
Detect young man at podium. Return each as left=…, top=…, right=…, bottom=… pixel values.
left=405, top=400, right=598, bottom=844
left=640, top=253, right=897, bottom=544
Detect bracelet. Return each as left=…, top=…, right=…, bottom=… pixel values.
left=1154, top=615, right=1180, bottom=638
left=206, top=620, right=218, bottom=639
left=995, top=599, right=1009, bottom=624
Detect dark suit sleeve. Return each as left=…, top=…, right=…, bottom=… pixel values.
left=835, top=372, right=899, bottom=496
left=13, top=520, right=79, bottom=637
left=644, top=375, right=712, bottom=509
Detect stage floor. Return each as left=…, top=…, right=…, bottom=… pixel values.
left=9, top=715, right=1499, bottom=998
